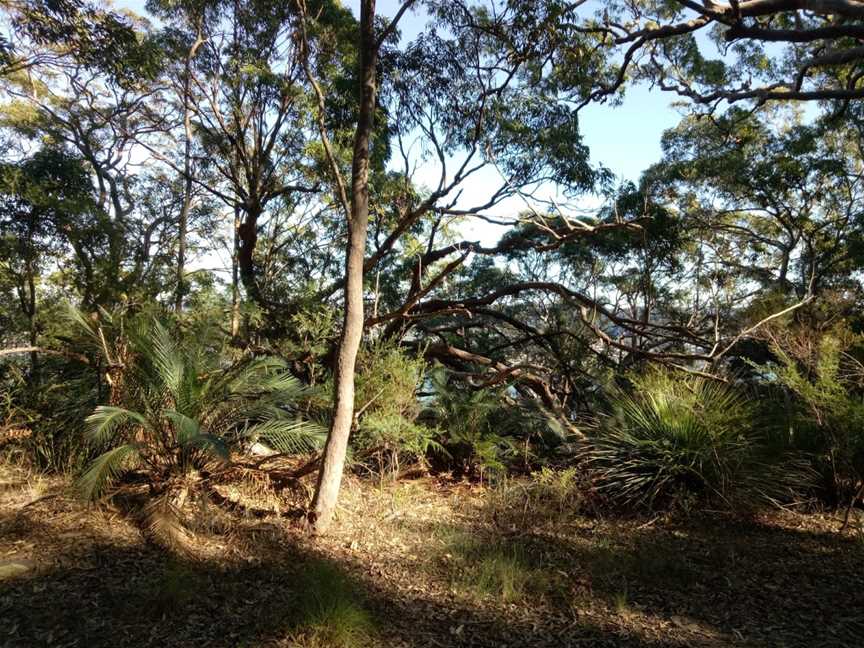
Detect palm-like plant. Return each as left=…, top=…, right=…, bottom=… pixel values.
left=77, top=318, right=325, bottom=501
left=423, top=366, right=518, bottom=476
left=581, top=370, right=806, bottom=509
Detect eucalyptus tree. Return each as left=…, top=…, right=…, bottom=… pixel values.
left=643, top=106, right=864, bottom=341
left=0, top=1, right=177, bottom=307
left=163, top=0, right=333, bottom=313
left=0, top=148, right=98, bottom=376
left=297, top=0, right=641, bottom=532
left=584, top=0, right=864, bottom=108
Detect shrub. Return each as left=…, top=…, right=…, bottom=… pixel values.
left=349, top=340, right=439, bottom=473
left=760, top=327, right=864, bottom=508
left=581, top=369, right=808, bottom=510
left=421, top=366, right=519, bottom=478
left=75, top=314, right=325, bottom=510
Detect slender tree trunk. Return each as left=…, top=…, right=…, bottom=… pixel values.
left=175, top=28, right=204, bottom=314
left=310, top=0, right=378, bottom=534
left=27, top=274, right=38, bottom=386
left=231, top=204, right=241, bottom=338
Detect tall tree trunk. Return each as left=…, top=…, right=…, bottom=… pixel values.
left=310, top=0, right=377, bottom=534
left=236, top=203, right=262, bottom=304
left=231, top=203, right=241, bottom=338
left=175, top=28, right=204, bottom=314
left=26, top=267, right=38, bottom=386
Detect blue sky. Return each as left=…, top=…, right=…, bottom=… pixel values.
left=113, top=0, right=681, bottom=246
left=115, top=0, right=680, bottom=186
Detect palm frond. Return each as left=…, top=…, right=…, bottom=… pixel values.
left=78, top=443, right=141, bottom=500
left=147, top=320, right=185, bottom=403
left=182, top=433, right=230, bottom=460
left=249, top=418, right=327, bottom=454
left=85, top=406, right=150, bottom=445
left=164, top=410, right=201, bottom=445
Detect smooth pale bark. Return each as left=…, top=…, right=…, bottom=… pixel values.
left=174, top=28, right=204, bottom=314
left=310, top=0, right=378, bottom=534
left=231, top=203, right=241, bottom=338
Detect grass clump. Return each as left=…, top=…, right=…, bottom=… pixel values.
left=436, top=528, right=555, bottom=603
left=485, top=467, right=587, bottom=531
left=581, top=369, right=806, bottom=510
left=288, top=560, right=376, bottom=648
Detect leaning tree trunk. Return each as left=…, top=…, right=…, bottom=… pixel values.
left=310, top=0, right=377, bottom=534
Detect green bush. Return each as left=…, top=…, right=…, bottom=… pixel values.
left=581, top=369, right=808, bottom=510
left=74, top=314, right=325, bottom=501
left=347, top=340, right=441, bottom=474
left=761, top=328, right=864, bottom=507
left=422, top=366, right=519, bottom=478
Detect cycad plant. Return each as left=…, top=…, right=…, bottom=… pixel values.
left=581, top=370, right=805, bottom=510
left=423, top=366, right=518, bottom=477
left=76, top=316, right=325, bottom=513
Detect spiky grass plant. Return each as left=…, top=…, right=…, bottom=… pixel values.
left=582, top=370, right=806, bottom=510
left=435, top=527, right=554, bottom=602
left=75, top=317, right=325, bottom=542
left=288, top=560, right=376, bottom=648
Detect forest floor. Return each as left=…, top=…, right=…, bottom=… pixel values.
left=1, top=460, right=863, bottom=648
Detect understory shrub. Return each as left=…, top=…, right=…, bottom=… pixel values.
left=421, top=366, right=519, bottom=478
left=760, top=326, right=864, bottom=508
left=74, top=312, right=325, bottom=512
left=581, top=369, right=809, bottom=510
left=349, top=340, right=441, bottom=473
left=1, top=334, right=100, bottom=473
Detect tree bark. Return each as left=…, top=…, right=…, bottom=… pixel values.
left=231, top=203, right=241, bottom=337
left=310, top=0, right=378, bottom=534
left=175, top=27, right=205, bottom=313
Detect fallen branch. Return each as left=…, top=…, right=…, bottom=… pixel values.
left=0, top=346, right=90, bottom=364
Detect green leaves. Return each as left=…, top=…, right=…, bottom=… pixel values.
left=85, top=406, right=150, bottom=445
left=78, top=443, right=141, bottom=500
left=582, top=370, right=804, bottom=510
left=76, top=314, right=321, bottom=499
left=248, top=418, right=326, bottom=455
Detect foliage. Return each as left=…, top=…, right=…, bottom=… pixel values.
left=340, top=340, right=441, bottom=474
left=74, top=312, right=324, bottom=500
left=581, top=369, right=808, bottom=510
left=435, top=527, right=557, bottom=603
left=421, top=366, right=522, bottom=478
left=760, top=326, right=864, bottom=505
left=287, top=560, right=376, bottom=648
left=483, top=467, right=588, bottom=532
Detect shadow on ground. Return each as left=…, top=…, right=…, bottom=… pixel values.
left=2, top=493, right=863, bottom=647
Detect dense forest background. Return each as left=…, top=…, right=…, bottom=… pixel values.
left=3, top=1, right=864, bottom=646
left=2, top=0, right=864, bottom=543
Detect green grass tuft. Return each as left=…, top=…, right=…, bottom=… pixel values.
left=288, top=559, right=376, bottom=648
left=437, top=528, right=555, bottom=602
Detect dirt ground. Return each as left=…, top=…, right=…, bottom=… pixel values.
left=1, top=462, right=863, bottom=648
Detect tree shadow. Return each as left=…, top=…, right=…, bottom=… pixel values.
left=426, top=511, right=864, bottom=648
left=1, top=506, right=705, bottom=648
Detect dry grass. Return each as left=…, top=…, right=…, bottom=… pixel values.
left=1, top=462, right=863, bottom=647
